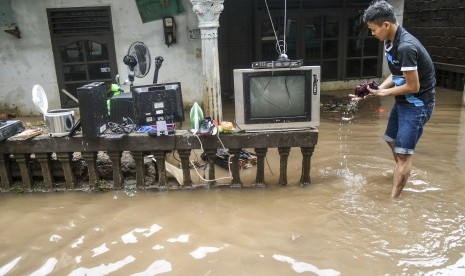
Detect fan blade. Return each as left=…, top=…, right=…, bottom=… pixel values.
left=127, top=42, right=151, bottom=78
left=135, top=45, right=147, bottom=75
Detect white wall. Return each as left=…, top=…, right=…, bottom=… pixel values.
left=0, top=0, right=202, bottom=116
left=1, top=0, right=406, bottom=116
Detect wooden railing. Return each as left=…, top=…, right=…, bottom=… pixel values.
left=0, top=129, right=318, bottom=192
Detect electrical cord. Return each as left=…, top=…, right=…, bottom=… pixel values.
left=190, top=133, right=233, bottom=182
left=232, top=119, right=244, bottom=133
left=68, top=119, right=81, bottom=137
left=107, top=117, right=136, bottom=134
left=231, top=119, right=275, bottom=176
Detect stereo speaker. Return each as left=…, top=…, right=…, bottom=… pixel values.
left=77, top=82, right=109, bottom=139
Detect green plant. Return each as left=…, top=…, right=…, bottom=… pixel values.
left=13, top=184, right=24, bottom=194
left=92, top=180, right=109, bottom=192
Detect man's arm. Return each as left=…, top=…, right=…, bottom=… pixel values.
left=379, top=74, right=394, bottom=90
left=349, top=74, right=394, bottom=101
left=368, top=70, right=420, bottom=97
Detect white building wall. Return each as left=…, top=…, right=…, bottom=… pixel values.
left=0, top=0, right=202, bottom=116
left=1, top=0, right=406, bottom=116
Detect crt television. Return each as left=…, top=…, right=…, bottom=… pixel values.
left=234, top=66, right=320, bottom=132
left=131, top=82, right=184, bottom=126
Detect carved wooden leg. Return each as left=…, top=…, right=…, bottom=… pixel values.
left=131, top=151, right=145, bottom=189
left=152, top=151, right=167, bottom=188
left=15, top=153, right=33, bottom=191
left=0, top=153, right=13, bottom=192
left=278, top=147, right=291, bottom=186
left=300, top=147, right=315, bottom=186
left=81, top=152, right=98, bottom=186
left=254, top=148, right=267, bottom=187
left=36, top=153, right=54, bottom=191
left=56, top=152, right=77, bottom=189
left=177, top=149, right=192, bottom=187
left=108, top=151, right=123, bottom=189
left=228, top=148, right=242, bottom=188
left=205, top=148, right=217, bottom=186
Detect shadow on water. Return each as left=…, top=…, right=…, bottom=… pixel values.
left=1, top=88, right=465, bottom=275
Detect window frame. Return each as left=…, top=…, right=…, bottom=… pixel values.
left=254, top=5, right=383, bottom=81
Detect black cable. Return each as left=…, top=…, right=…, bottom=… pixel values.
left=107, top=117, right=136, bottom=134
left=233, top=119, right=244, bottom=133
left=68, top=119, right=81, bottom=137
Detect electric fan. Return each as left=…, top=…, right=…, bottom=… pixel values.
left=123, top=41, right=151, bottom=88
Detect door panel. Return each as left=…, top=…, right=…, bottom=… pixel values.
left=218, top=0, right=254, bottom=100
left=47, top=7, right=118, bottom=108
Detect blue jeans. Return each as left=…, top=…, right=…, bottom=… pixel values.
left=384, top=102, right=434, bottom=154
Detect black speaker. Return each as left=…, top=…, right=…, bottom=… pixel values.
left=109, top=93, right=134, bottom=124
left=0, top=120, right=24, bottom=142
left=77, top=82, right=109, bottom=139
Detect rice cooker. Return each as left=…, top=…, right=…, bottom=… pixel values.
left=32, top=84, right=75, bottom=137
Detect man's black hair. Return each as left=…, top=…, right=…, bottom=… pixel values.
left=363, top=0, right=397, bottom=25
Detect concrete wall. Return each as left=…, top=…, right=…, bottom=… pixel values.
left=403, top=0, right=465, bottom=65
left=0, top=0, right=202, bottom=116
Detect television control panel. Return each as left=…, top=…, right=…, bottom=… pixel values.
left=252, top=59, right=303, bottom=69
left=313, top=74, right=319, bottom=95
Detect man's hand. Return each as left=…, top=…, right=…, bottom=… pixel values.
left=349, top=81, right=379, bottom=101
left=367, top=86, right=391, bottom=97
left=348, top=93, right=370, bottom=101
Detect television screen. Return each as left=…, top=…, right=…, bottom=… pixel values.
left=234, top=66, right=320, bottom=131
left=247, top=74, right=307, bottom=121
left=131, top=82, right=184, bottom=126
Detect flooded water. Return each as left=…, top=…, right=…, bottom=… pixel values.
left=1, top=88, right=465, bottom=275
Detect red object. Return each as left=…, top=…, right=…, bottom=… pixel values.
left=354, top=81, right=379, bottom=98
left=377, top=107, right=387, bottom=114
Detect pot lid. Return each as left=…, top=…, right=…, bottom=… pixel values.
left=32, top=84, right=48, bottom=115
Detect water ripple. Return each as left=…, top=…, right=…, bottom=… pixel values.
left=0, top=256, right=22, bottom=275
left=130, top=260, right=172, bottom=275
left=29, top=258, right=57, bottom=276
left=69, top=255, right=135, bottom=276
left=190, top=246, right=224, bottom=259
left=272, top=254, right=340, bottom=275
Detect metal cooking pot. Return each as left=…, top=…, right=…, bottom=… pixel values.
left=32, top=85, right=76, bottom=136
left=45, top=109, right=75, bottom=135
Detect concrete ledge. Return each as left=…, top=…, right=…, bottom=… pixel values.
left=0, top=129, right=319, bottom=191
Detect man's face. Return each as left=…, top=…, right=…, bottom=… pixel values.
left=367, top=21, right=390, bottom=41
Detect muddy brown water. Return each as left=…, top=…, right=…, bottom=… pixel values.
left=1, top=88, right=465, bottom=275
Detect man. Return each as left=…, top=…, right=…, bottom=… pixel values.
left=352, top=0, right=436, bottom=197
